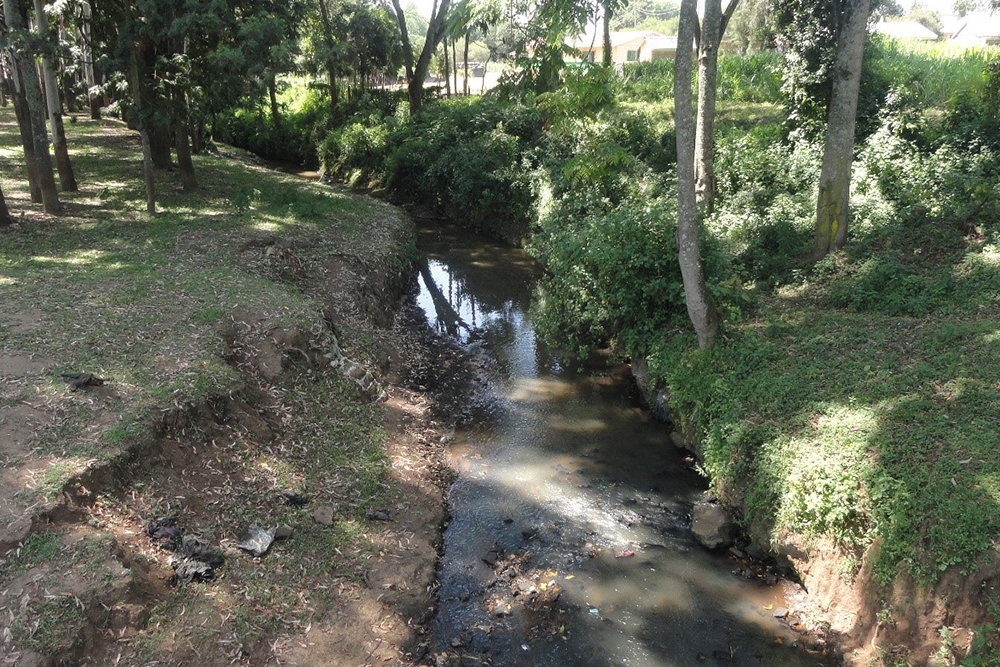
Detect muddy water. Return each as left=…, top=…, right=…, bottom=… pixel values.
left=415, top=222, right=826, bottom=667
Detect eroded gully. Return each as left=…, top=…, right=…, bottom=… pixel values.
left=412, top=221, right=831, bottom=667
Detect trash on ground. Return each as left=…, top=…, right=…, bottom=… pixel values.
left=182, top=534, right=225, bottom=567
left=365, top=509, right=392, bottom=522
left=60, top=371, right=106, bottom=389
left=280, top=490, right=309, bottom=506
left=172, top=559, right=215, bottom=585
left=237, top=525, right=275, bottom=557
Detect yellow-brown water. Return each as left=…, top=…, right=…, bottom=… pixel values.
left=416, top=222, right=828, bottom=666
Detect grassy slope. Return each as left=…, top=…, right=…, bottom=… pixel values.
left=0, top=112, right=399, bottom=505
left=630, top=114, right=1000, bottom=661
left=0, top=112, right=412, bottom=660
left=607, top=49, right=1000, bottom=657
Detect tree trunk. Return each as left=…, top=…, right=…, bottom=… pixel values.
left=190, top=120, right=204, bottom=154
left=813, top=0, right=870, bottom=259
left=80, top=1, right=98, bottom=118
left=443, top=40, right=451, bottom=96
left=268, top=74, right=280, bottom=129
left=175, top=126, right=197, bottom=191
left=603, top=0, right=613, bottom=67
left=391, top=0, right=452, bottom=115
left=317, top=0, right=338, bottom=121
left=452, top=38, right=458, bottom=95
left=694, top=0, right=721, bottom=214
left=33, top=0, right=76, bottom=192
left=149, top=124, right=172, bottom=169
left=129, top=54, right=155, bottom=214
left=0, top=181, right=13, bottom=225
left=10, top=71, right=42, bottom=202
left=675, top=0, right=718, bottom=349
left=5, top=0, right=59, bottom=214
left=463, top=33, right=470, bottom=95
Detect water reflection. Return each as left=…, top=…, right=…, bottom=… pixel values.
left=418, top=222, right=827, bottom=666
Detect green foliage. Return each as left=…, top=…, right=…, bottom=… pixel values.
left=215, top=83, right=329, bottom=165
left=378, top=97, right=542, bottom=236
left=709, top=130, right=820, bottom=285
left=619, top=59, right=675, bottom=102
left=531, top=191, right=685, bottom=359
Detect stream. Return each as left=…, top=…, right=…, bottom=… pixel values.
left=413, top=221, right=829, bottom=666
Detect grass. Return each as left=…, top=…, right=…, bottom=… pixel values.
left=0, top=109, right=414, bottom=663
left=0, top=111, right=402, bottom=511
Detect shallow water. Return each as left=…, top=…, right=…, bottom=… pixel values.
left=416, top=222, right=827, bottom=666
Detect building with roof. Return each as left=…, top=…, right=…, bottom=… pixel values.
left=874, top=20, right=940, bottom=41
left=943, top=13, right=1000, bottom=46
left=566, top=31, right=680, bottom=63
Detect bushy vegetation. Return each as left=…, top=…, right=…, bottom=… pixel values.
left=220, top=39, right=1000, bottom=636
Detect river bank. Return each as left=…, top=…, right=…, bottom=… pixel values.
left=0, top=113, right=471, bottom=665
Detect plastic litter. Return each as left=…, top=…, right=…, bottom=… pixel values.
left=172, top=560, right=215, bottom=585
left=237, top=525, right=275, bottom=557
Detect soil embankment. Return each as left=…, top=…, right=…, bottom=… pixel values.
left=633, top=366, right=1000, bottom=665
left=0, top=114, right=468, bottom=666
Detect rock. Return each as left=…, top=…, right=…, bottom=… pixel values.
left=274, top=525, right=294, bottom=540
left=364, top=509, right=392, bottom=522
left=691, top=501, right=736, bottom=549
left=631, top=357, right=671, bottom=422
left=313, top=506, right=335, bottom=526
left=773, top=606, right=789, bottom=619
left=0, top=516, right=33, bottom=552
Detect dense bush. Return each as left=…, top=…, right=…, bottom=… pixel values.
left=531, top=187, right=689, bottom=358
left=214, top=84, right=329, bottom=165
left=381, top=97, right=542, bottom=236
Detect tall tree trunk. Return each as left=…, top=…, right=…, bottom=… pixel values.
left=443, top=40, right=451, bottom=96
left=694, top=0, right=721, bottom=213
left=452, top=38, right=458, bottom=95
left=129, top=54, right=155, bottom=214
left=694, top=0, right=740, bottom=214
left=9, top=65, right=42, bottom=202
left=149, top=124, right=172, bottom=169
left=0, top=181, right=13, bottom=225
left=33, top=0, right=76, bottom=192
left=390, top=0, right=452, bottom=115
left=317, top=0, right=338, bottom=121
left=463, top=33, right=470, bottom=95
left=603, top=0, right=613, bottom=67
left=675, top=0, right=718, bottom=349
left=814, top=0, right=870, bottom=259
left=80, top=0, right=99, bottom=120
left=5, top=0, right=60, bottom=214
left=191, top=120, right=204, bottom=154
left=268, top=74, right=280, bottom=129
left=175, top=125, right=197, bottom=191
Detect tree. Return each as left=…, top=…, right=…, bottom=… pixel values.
left=693, top=0, right=739, bottom=213
left=4, top=0, right=61, bottom=215
left=675, top=0, right=718, bottom=348
left=32, top=0, right=76, bottom=191
left=725, top=0, right=776, bottom=52
left=389, top=0, right=454, bottom=114
left=813, top=0, right=870, bottom=258
left=0, top=181, right=12, bottom=226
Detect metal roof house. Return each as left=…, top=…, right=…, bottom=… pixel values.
left=873, top=20, right=940, bottom=41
